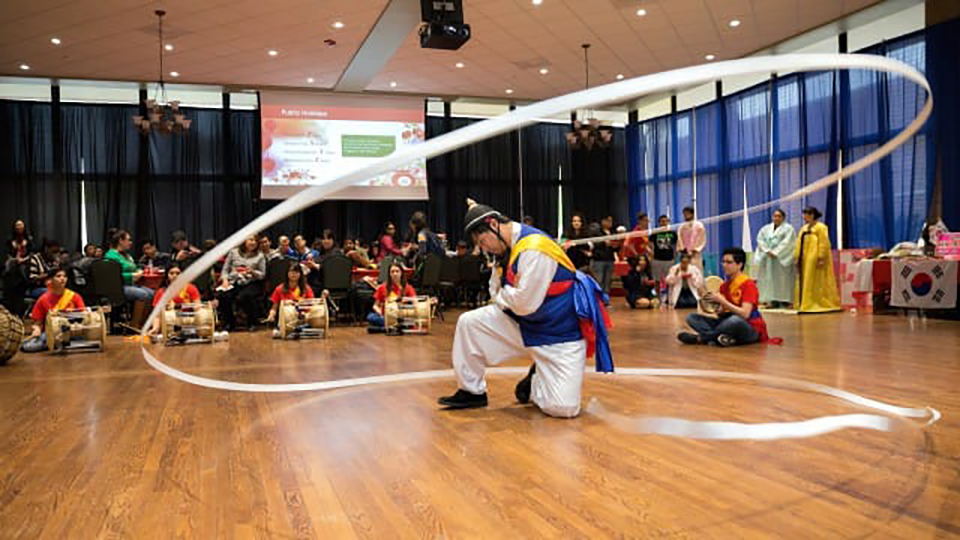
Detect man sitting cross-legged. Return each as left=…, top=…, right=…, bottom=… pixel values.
left=678, top=247, right=770, bottom=347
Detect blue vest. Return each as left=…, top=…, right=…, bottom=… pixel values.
left=503, top=225, right=582, bottom=347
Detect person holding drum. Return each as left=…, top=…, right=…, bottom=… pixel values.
left=677, top=247, right=771, bottom=347
left=21, top=268, right=86, bottom=353
left=266, top=261, right=316, bottom=323
left=147, top=264, right=202, bottom=336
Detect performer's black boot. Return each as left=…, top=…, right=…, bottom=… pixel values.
left=438, top=389, right=488, bottom=409
left=514, top=364, right=536, bottom=404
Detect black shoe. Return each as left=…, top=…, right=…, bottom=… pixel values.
left=514, top=364, right=536, bottom=404
left=678, top=332, right=701, bottom=345
left=367, top=326, right=386, bottom=334
left=437, top=389, right=488, bottom=409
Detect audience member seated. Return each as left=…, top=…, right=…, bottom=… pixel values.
left=563, top=213, right=592, bottom=270
left=217, top=235, right=266, bottom=331
left=622, top=255, right=658, bottom=309
left=376, top=221, right=402, bottom=263
left=170, top=230, right=202, bottom=267
left=259, top=233, right=283, bottom=261
left=678, top=248, right=769, bottom=347
left=665, top=252, right=702, bottom=309
left=455, top=240, right=468, bottom=258
left=139, top=239, right=172, bottom=270
left=147, top=264, right=201, bottom=336
left=104, top=230, right=155, bottom=305
left=343, top=237, right=372, bottom=268
left=277, top=235, right=294, bottom=259
left=21, top=268, right=85, bottom=353
left=317, top=229, right=343, bottom=262
left=27, top=238, right=62, bottom=298
left=67, top=243, right=101, bottom=291
left=291, top=234, right=320, bottom=276
left=367, top=261, right=417, bottom=332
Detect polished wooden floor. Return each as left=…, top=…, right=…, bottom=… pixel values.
left=1, top=304, right=959, bottom=538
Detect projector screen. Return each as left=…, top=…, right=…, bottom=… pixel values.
left=260, top=92, right=427, bottom=200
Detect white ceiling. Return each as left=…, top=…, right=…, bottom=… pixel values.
left=0, top=0, right=885, bottom=101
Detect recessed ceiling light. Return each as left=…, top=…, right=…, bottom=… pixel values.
left=729, top=19, right=741, bottom=27
left=539, top=67, right=549, bottom=75
left=164, top=43, right=174, bottom=51
left=636, top=8, right=647, bottom=16
left=705, top=54, right=715, bottom=61
left=169, top=71, right=180, bottom=77
left=307, top=77, right=315, bottom=83
left=505, top=88, right=514, bottom=94
left=616, top=73, right=625, bottom=80
left=50, top=37, right=61, bottom=45
left=455, top=62, right=464, bottom=68
left=268, top=49, right=279, bottom=57
left=332, top=21, right=345, bottom=29
left=390, top=81, right=397, bottom=88
left=532, top=0, right=543, bottom=5
left=19, top=64, right=30, bottom=71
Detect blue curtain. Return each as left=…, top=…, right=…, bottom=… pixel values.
left=627, top=29, right=934, bottom=254
left=843, top=33, right=928, bottom=248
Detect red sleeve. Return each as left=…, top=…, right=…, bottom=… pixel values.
left=740, top=280, right=759, bottom=306
left=72, top=293, right=85, bottom=309
left=270, top=285, right=282, bottom=305
left=304, top=286, right=315, bottom=299
left=188, top=285, right=201, bottom=302
left=404, top=284, right=417, bottom=298
left=381, top=236, right=401, bottom=256
left=152, top=288, right=166, bottom=307
left=374, top=284, right=387, bottom=304
left=31, top=296, right=49, bottom=322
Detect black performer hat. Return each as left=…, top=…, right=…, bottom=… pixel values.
left=463, top=198, right=504, bottom=236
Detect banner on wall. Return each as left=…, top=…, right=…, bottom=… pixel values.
left=891, top=260, right=958, bottom=309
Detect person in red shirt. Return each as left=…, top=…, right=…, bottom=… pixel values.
left=620, top=212, right=651, bottom=260
left=367, top=261, right=417, bottom=330
left=265, top=261, right=319, bottom=325
left=678, top=247, right=769, bottom=347
left=21, top=268, right=86, bottom=353
left=148, top=264, right=203, bottom=335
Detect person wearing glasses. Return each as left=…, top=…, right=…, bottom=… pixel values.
left=677, top=247, right=770, bottom=347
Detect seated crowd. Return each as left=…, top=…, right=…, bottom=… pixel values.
left=3, top=212, right=485, bottom=348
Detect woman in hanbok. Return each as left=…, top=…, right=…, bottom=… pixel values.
left=754, top=209, right=796, bottom=308
left=794, top=206, right=841, bottom=313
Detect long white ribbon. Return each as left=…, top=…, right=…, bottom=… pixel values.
left=138, top=54, right=938, bottom=437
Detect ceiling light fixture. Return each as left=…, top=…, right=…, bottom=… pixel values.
left=636, top=8, right=647, bottom=16
left=131, top=10, right=191, bottom=136
left=307, top=77, right=315, bottom=83
left=616, top=73, right=625, bottom=80
left=539, top=67, right=549, bottom=75
left=390, top=81, right=397, bottom=88
left=268, top=49, right=279, bottom=57
left=705, top=54, right=715, bottom=61
left=567, top=43, right=613, bottom=151
left=505, top=88, right=514, bottom=94
left=729, top=19, right=741, bottom=27
left=164, top=43, right=174, bottom=51
left=50, top=37, right=61, bottom=45
left=332, top=21, right=344, bottom=29
left=532, top=0, right=543, bottom=5
left=19, top=64, right=30, bottom=71
left=455, top=62, right=464, bottom=68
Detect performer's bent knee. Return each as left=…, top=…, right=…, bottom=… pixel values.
left=539, top=402, right=581, bottom=418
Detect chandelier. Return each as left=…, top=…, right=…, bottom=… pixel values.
left=566, top=43, right=613, bottom=150
left=131, top=10, right=191, bottom=135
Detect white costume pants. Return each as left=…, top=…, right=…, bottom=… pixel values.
left=453, top=304, right=587, bottom=418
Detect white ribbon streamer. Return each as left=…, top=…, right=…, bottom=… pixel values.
left=138, top=54, right=939, bottom=438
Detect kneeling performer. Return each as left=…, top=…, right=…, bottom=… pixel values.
left=438, top=200, right=613, bottom=418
